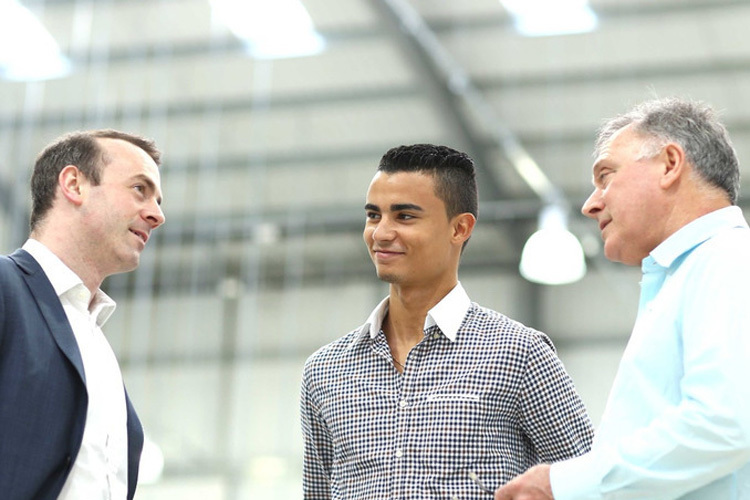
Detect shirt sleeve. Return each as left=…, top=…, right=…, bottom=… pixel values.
left=300, top=363, right=334, bottom=500
left=550, top=242, right=750, bottom=500
left=519, top=332, right=594, bottom=462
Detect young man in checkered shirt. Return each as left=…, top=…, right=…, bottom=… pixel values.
left=301, top=144, right=593, bottom=499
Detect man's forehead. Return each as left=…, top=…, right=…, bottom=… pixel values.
left=593, top=124, right=640, bottom=168
left=97, top=136, right=134, bottom=153
left=101, top=140, right=162, bottom=188
left=593, top=149, right=614, bottom=170
left=366, top=170, right=442, bottom=207
left=368, top=170, right=436, bottom=191
left=98, top=137, right=154, bottom=161
left=371, top=169, right=434, bottom=181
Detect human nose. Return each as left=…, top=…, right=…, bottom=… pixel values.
left=371, top=216, right=395, bottom=242
left=581, top=188, right=603, bottom=219
left=144, top=199, right=166, bottom=228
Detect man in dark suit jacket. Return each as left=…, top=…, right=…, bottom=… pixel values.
left=0, top=129, right=165, bottom=500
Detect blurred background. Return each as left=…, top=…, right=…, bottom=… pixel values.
left=2, top=0, right=750, bottom=498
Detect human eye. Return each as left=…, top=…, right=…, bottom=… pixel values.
left=597, top=169, right=614, bottom=186
left=397, top=212, right=415, bottom=221
left=365, top=210, right=380, bottom=221
left=133, top=184, right=152, bottom=199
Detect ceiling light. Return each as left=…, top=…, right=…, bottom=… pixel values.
left=210, top=0, right=325, bottom=60
left=519, top=204, right=587, bottom=285
left=500, top=0, right=597, bottom=37
left=0, top=0, right=71, bottom=81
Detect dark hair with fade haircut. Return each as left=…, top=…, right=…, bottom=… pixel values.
left=30, top=129, right=161, bottom=231
left=594, top=97, right=740, bottom=204
left=378, top=144, right=478, bottom=220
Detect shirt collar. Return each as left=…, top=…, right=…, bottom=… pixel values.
left=22, top=239, right=116, bottom=326
left=647, top=206, right=748, bottom=270
left=352, top=282, right=471, bottom=345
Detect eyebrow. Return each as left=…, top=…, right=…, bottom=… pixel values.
left=591, top=160, right=609, bottom=185
left=591, top=165, right=601, bottom=185
left=364, top=203, right=424, bottom=212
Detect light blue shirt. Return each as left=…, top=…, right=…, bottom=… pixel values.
left=551, top=206, right=750, bottom=499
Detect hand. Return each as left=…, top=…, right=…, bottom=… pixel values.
left=494, top=464, right=554, bottom=500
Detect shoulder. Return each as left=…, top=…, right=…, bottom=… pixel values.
left=303, top=329, right=363, bottom=378
left=463, top=302, right=556, bottom=353
left=680, top=225, right=750, bottom=278
left=0, top=253, right=24, bottom=294
left=670, top=226, right=750, bottom=317
left=0, top=249, right=37, bottom=278
left=699, top=223, right=750, bottom=253
left=710, top=223, right=750, bottom=255
left=0, top=253, right=17, bottom=272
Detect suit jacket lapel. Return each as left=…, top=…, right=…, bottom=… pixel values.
left=9, top=248, right=86, bottom=385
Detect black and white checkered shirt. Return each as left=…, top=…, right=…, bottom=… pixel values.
left=301, top=283, right=593, bottom=499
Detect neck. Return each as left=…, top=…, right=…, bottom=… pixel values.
left=382, top=280, right=456, bottom=373
left=661, top=188, right=732, bottom=242
left=384, top=280, right=456, bottom=345
left=32, top=224, right=103, bottom=297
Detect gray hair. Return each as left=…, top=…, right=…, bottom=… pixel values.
left=594, top=97, right=740, bottom=204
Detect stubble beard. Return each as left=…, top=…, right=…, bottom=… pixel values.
left=376, top=269, right=401, bottom=284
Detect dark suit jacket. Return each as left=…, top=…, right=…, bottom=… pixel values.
left=0, top=249, right=143, bottom=500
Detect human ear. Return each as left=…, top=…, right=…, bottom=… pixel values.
left=660, top=143, right=686, bottom=190
left=452, top=213, right=476, bottom=245
left=58, top=165, right=86, bottom=206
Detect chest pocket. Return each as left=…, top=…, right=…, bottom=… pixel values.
left=417, top=393, right=488, bottom=472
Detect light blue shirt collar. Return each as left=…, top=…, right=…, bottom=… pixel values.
left=352, top=282, right=471, bottom=345
left=648, top=206, right=748, bottom=270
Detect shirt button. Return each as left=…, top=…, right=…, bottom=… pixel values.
left=451, top=496, right=459, bottom=500
left=395, top=448, right=404, bottom=458
left=399, top=399, right=407, bottom=408
left=432, top=333, right=440, bottom=340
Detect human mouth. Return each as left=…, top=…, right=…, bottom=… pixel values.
left=130, top=229, right=149, bottom=246
left=373, top=249, right=403, bottom=261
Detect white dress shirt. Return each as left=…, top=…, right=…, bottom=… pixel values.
left=550, top=207, right=750, bottom=499
left=23, top=239, right=129, bottom=500
left=358, top=281, right=472, bottom=342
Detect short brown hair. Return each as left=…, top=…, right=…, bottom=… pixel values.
left=30, top=129, right=161, bottom=230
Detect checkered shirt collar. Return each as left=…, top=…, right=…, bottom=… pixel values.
left=352, top=281, right=471, bottom=346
